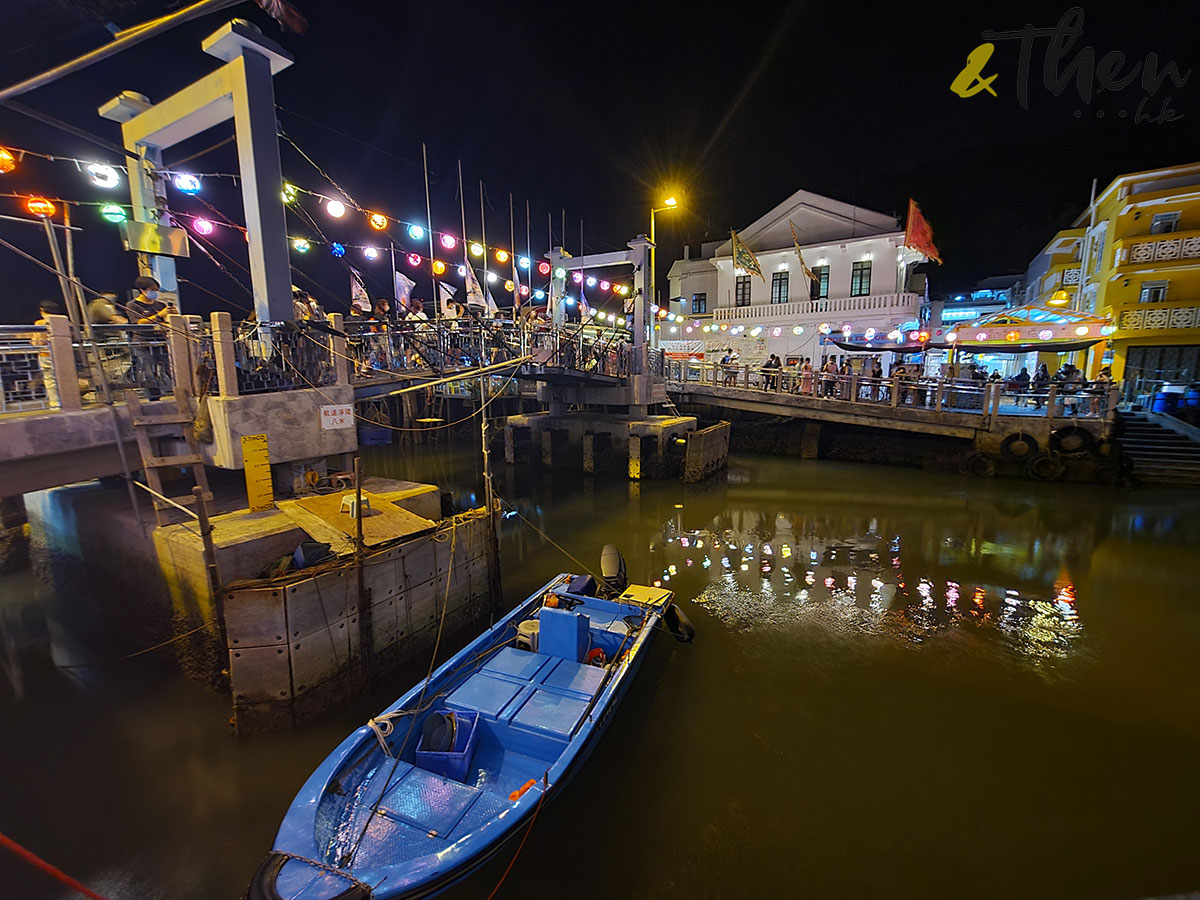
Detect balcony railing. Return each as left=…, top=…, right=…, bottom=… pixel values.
left=713, top=292, right=920, bottom=322
left=1111, top=298, right=1200, bottom=333
left=1112, top=228, right=1200, bottom=269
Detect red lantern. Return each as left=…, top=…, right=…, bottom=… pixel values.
left=26, top=197, right=56, bottom=218
left=0, top=147, right=16, bottom=175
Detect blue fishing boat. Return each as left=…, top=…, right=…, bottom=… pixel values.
left=248, top=546, right=693, bottom=900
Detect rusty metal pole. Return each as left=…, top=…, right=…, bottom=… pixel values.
left=193, top=484, right=227, bottom=654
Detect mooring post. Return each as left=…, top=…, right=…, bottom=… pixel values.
left=211, top=311, right=239, bottom=399
left=193, top=484, right=228, bottom=655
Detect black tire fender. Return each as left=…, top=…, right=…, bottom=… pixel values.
left=1026, top=451, right=1067, bottom=481
left=1049, top=425, right=1095, bottom=458
left=999, top=432, right=1038, bottom=460
left=964, top=452, right=997, bottom=477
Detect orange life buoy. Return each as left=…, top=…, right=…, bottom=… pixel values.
left=585, top=647, right=606, bottom=666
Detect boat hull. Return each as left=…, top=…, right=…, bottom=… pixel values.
left=250, top=575, right=671, bottom=900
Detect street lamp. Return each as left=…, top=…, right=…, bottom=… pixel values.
left=650, top=194, right=680, bottom=347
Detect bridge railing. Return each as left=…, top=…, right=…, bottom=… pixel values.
left=0, top=325, right=51, bottom=412
left=667, top=359, right=1121, bottom=425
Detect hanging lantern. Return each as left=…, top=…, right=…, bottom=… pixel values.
left=368, top=212, right=388, bottom=231
left=470, top=242, right=484, bottom=257
left=363, top=246, right=379, bottom=260
left=504, top=279, right=515, bottom=292
left=326, top=200, right=346, bottom=218
left=408, top=224, right=425, bottom=240
left=518, top=256, right=530, bottom=269
left=1075, top=325, right=1090, bottom=336
left=440, top=233, right=457, bottom=250
left=0, top=147, right=16, bottom=174
left=457, top=265, right=467, bottom=277
left=519, top=284, right=530, bottom=296
left=495, top=249, right=509, bottom=263
left=586, top=276, right=596, bottom=287
left=538, top=261, right=551, bottom=276
left=1005, top=330, right=1020, bottom=342
left=86, top=163, right=121, bottom=189
left=407, top=253, right=421, bottom=266
left=864, top=327, right=876, bottom=340
left=533, top=290, right=545, bottom=300
left=330, top=242, right=345, bottom=258
left=599, top=280, right=610, bottom=291
left=281, top=182, right=298, bottom=203
left=571, top=271, right=583, bottom=284
left=292, top=238, right=311, bottom=253
left=908, top=331, right=920, bottom=342
left=432, top=259, right=446, bottom=275
left=1038, top=329, right=1054, bottom=340
left=173, top=173, right=201, bottom=194
left=486, top=272, right=497, bottom=283
left=772, top=327, right=782, bottom=337
left=99, top=203, right=127, bottom=223
left=975, top=331, right=988, bottom=341
left=818, top=322, right=831, bottom=334
left=792, top=326, right=804, bottom=335
left=25, top=197, right=57, bottom=217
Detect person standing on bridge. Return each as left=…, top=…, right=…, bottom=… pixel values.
left=797, top=358, right=813, bottom=395
left=125, top=276, right=172, bottom=400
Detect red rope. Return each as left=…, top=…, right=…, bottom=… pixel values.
left=0, top=830, right=111, bottom=900
left=484, top=780, right=548, bottom=900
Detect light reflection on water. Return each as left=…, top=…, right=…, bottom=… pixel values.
left=652, top=509, right=1090, bottom=677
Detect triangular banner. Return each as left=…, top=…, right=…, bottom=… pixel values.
left=731, top=229, right=765, bottom=281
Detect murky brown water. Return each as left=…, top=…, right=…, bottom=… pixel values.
left=2, top=449, right=1199, bottom=899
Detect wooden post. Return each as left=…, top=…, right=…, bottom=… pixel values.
left=849, top=373, right=858, bottom=402
left=327, top=312, right=349, bottom=385
left=45, top=314, right=81, bottom=411
left=1046, top=385, right=1056, bottom=424
left=166, top=313, right=191, bottom=400
left=193, top=484, right=227, bottom=653
left=890, top=375, right=900, bottom=408
left=991, top=380, right=1002, bottom=417
left=935, top=377, right=944, bottom=411
left=211, top=311, right=239, bottom=399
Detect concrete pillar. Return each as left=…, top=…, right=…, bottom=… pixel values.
left=45, top=315, right=81, bottom=411
left=629, top=435, right=643, bottom=480
left=229, top=50, right=293, bottom=322
left=327, top=312, right=349, bottom=385
left=504, top=425, right=516, bottom=464
left=800, top=421, right=822, bottom=459
left=0, top=495, right=29, bottom=573
left=211, top=311, right=239, bottom=398
left=583, top=432, right=596, bottom=474
left=166, top=313, right=192, bottom=399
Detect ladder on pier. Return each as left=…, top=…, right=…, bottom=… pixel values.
left=125, top=392, right=213, bottom=525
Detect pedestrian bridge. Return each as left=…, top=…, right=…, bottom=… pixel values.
left=664, top=358, right=1116, bottom=461
left=0, top=313, right=656, bottom=497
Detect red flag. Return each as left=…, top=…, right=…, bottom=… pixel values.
left=905, top=198, right=943, bottom=265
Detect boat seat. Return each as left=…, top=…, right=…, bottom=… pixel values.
left=482, top=646, right=552, bottom=682
left=508, top=689, right=590, bottom=740
left=377, top=765, right=482, bottom=838
left=538, top=656, right=605, bottom=698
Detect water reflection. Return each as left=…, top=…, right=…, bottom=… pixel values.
left=650, top=483, right=1097, bottom=676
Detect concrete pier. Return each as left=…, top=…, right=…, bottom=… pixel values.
left=503, top=411, right=703, bottom=479
left=26, top=474, right=499, bottom=733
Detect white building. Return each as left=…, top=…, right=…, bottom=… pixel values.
left=666, top=188, right=927, bottom=366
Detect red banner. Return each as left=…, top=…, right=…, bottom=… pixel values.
left=905, top=198, right=943, bottom=265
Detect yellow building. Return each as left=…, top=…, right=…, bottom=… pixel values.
left=1027, top=162, right=1200, bottom=386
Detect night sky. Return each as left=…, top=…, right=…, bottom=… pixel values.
left=0, top=0, right=1196, bottom=323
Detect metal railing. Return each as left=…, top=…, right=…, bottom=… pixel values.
left=0, top=326, right=49, bottom=411
left=233, top=322, right=337, bottom=393
left=665, top=359, right=1121, bottom=425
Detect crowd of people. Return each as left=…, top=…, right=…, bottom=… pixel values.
left=706, top=350, right=1118, bottom=417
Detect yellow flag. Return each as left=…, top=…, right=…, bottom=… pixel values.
left=789, top=220, right=817, bottom=282
left=731, top=230, right=764, bottom=281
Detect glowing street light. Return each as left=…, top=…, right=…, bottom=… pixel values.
left=650, top=192, right=681, bottom=348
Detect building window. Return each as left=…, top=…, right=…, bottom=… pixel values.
left=770, top=271, right=789, bottom=304
left=1150, top=212, right=1179, bottom=234
left=810, top=265, right=829, bottom=300
left=850, top=261, right=872, bottom=297
left=1139, top=280, right=1168, bottom=303
left=691, top=292, right=707, bottom=314
left=735, top=276, right=751, bottom=306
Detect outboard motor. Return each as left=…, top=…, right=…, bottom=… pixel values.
left=600, top=544, right=627, bottom=597
left=664, top=603, right=695, bottom=643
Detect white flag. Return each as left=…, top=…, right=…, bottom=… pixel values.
left=394, top=270, right=416, bottom=306
left=349, top=265, right=370, bottom=310
left=438, top=281, right=457, bottom=316
left=463, top=264, right=486, bottom=310
left=485, top=288, right=498, bottom=316
left=512, top=261, right=522, bottom=309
